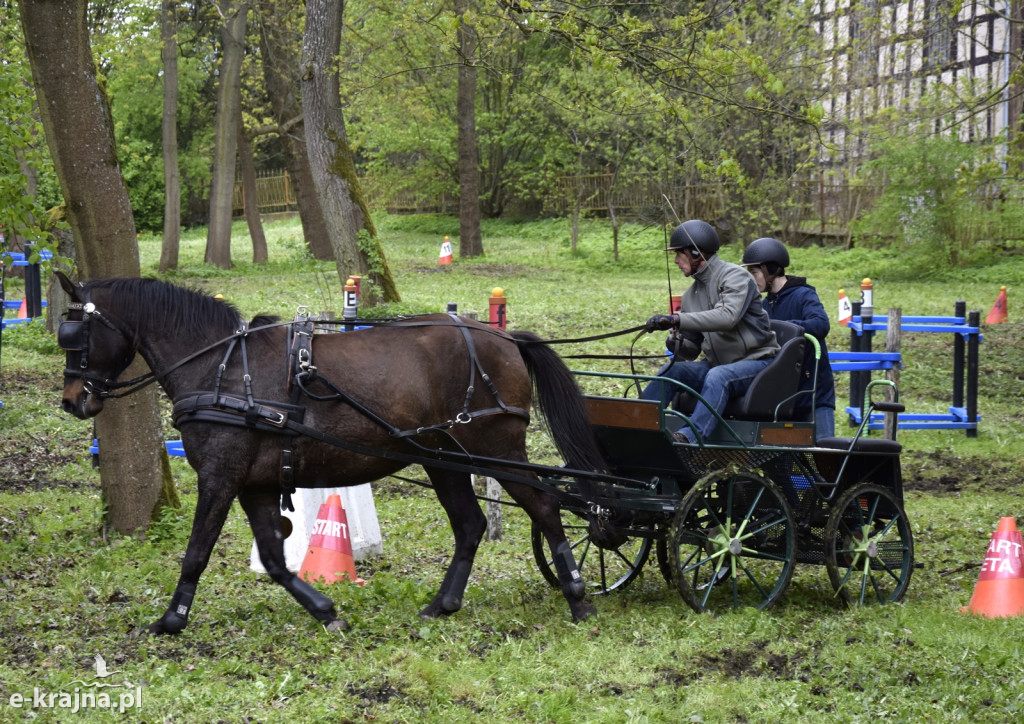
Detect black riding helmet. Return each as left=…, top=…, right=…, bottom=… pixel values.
left=741, top=237, right=789, bottom=272
left=666, top=219, right=720, bottom=258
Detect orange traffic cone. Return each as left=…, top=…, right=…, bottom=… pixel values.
left=961, top=517, right=1024, bottom=618
left=985, top=286, right=1008, bottom=325
left=298, top=494, right=365, bottom=586
left=837, top=289, right=852, bottom=326
left=438, top=236, right=453, bottom=266
left=16, top=298, right=28, bottom=319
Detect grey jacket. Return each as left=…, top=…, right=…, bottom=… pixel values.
left=673, top=254, right=779, bottom=366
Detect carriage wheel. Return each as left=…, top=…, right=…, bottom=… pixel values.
left=668, top=470, right=795, bottom=613
left=824, top=483, right=913, bottom=606
left=531, top=510, right=651, bottom=596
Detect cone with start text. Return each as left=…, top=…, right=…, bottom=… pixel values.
left=837, top=289, right=852, bottom=326
left=299, top=494, right=365, bottom=585
left=985, top=286, right=1008, bottom=325
left=960, top=517, right=1024, bottom=618
left=438, top=236, right=453, bottom=265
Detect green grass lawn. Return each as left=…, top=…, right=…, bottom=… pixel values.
left=1, top=214, right=1023, bottom=722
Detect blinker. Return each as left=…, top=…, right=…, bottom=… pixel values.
left=58, top=320, right=86, bottom=351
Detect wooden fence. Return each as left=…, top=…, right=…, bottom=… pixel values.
left=234, top=170, right=883, bottom=243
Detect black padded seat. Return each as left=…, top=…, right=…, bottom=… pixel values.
left=816, top=436, right=902, bottom=454
left=721, top=320, right=806, bottom=420
left=672, top=320, right=807, bottom=421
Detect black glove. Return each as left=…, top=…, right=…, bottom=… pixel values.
left=644, top=314, right=677, bottom=333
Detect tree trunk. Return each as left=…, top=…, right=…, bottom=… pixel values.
left=1011, top=0, right=1023, bottom=172
left=301, top=0, right=400, bottom=305
left=455, top=0, right=483, bottom=257
left=256, top=0, right=333, bottom=260
left=237, top=125, right=268, bottom=264
left=20, top=0, right=174, bottom=535
left=204, top=0, right=247, bottom=269
left=159, top=0, right=181, bottom=273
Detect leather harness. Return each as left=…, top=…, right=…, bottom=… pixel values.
left=169, top=313, right=530, bottom=511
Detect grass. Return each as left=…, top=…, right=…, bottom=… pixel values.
left=1, top=214, right=1023, bottom=722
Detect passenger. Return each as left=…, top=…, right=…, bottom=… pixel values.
left=741, top=237, right=836, bottom=439
left=642, top=220, right=779, bottom=443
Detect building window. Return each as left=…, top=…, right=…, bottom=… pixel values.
left=924, top=0, right=957, bottom=68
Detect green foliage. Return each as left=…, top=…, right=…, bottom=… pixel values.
left=0, top=320, right=61, bottom=357
left=102, top=7, right=217, bottom=232
left=0, top=6, right=62, bottom=245
left=853, top=134, right=1024, bottom=270
left=340, top=0, right=825, bottom=225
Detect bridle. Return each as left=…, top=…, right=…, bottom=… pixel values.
left=58, top=296, right=134, bottom=398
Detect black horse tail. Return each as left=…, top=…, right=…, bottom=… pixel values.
left=511, top=331, right=609, bottom=474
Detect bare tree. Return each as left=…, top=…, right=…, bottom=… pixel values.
left=301, top=0, right=400, bottom=304
left=237, top=123, right=268, bottom=263
left=455, top=0, right=483, bottom=257
left=20, top=0, right=174, bottom=534
left=159, top=0, right=181, bottom=272
left=255, top=0, right=333, bottom=260
left=205, top=0, right=247, bottom=269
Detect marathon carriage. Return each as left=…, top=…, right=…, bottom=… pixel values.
left=536, top=360, right=913, bottom=613
left=55, top=274, right=912, bottom=635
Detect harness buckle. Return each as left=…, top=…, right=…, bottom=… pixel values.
left=455, top=412, right=472, bottom=424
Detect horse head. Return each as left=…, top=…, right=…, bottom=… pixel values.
left=56, top=272, right=138, bottom=419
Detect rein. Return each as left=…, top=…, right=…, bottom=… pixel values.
left=63, top=298, right=658, bottom=510
left=66, top=303, right=649, bottom=400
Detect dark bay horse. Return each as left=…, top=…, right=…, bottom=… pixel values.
left=56, top=273, right=607, bottom=634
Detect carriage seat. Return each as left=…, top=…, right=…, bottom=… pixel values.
left=671, top=320, right=807, bottom=422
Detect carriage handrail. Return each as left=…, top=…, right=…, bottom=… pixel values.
left=570, top=369, right=750, bottom=448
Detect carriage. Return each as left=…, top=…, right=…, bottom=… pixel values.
left=533, top=368, right=913, bottom=613
left=55, top=274, right=913, bottom=635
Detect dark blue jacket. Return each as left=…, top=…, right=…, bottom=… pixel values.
left=763, top=277, right=836, bottom=413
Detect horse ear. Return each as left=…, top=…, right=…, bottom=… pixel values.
left=55, top=271, right=78, bottom=296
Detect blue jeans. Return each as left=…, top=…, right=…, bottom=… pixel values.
left=641, top=358, right=773, bottom=442
left=815, top=406, right=835, bottom=440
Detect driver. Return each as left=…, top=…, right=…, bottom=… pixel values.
left=641, top=220, right=779, bottom=443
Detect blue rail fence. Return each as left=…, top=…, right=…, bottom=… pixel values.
left=1, top=247, right=52, bottom=329
left=838, top=300, right=981, bottom=436
left=1, top=246, right=53, bottom=409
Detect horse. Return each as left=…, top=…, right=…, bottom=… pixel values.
left=55, top=272, right=608, bottom=635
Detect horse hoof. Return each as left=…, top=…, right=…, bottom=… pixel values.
left=324, top=619, right=349, bottom=633
left=571, top=603, right=598, bottom=623
left=418, top=602, right=446, bottom=620
left=129, top=626, right=153, bottom=640
left=131, top=621, right=173, bottom=638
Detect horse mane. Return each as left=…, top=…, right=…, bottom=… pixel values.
left=85, top=277, right=244, bottom=340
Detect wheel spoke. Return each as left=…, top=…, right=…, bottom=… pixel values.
left=671, top=471, right=794, bottom=613
left=531, top=506, right=653, bottom=596
left=825, top=484, right=913, bottom=607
